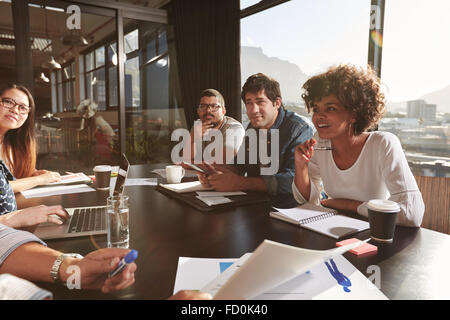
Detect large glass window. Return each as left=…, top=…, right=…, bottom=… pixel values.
left=51, top=61, right=75, bottom=112
left=240, top=0, right=370, bottom=127
left=34, top=3, right=119, bottom=171
left=380, top=0, right=450, bottom=177
left=123, top=19, right=186, bottom=164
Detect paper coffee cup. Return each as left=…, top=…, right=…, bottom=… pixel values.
left=94, top=165, right=112, bottom=190
left=367, top=199, right=400, bottom=243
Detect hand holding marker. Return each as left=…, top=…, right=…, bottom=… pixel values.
left=109, top=249, right=138, bottom=278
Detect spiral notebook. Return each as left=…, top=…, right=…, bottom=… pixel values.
left=270, top=203, right=370, bottom=239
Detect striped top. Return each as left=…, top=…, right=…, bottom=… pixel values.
left=0, top=224, right=46, bottom=265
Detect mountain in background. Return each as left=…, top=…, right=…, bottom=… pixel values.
left=241, top=46, right=308, bottom=104
left=241, top=46, right=450, bottom=114
left=418, top=84, right=450, bottom=114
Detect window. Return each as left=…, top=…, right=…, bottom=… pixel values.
left=125, top=56, right=140, bottom=107
left=380, top=0, right=450, bottom=177
left=84, top=45, right=108, bottom=110
left=51, top=61, right=75, bottom=112
left=240, top=0, right=370, bottom=127
left=125, top=29, right=139, bottom=54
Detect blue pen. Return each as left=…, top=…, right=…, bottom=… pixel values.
left=109, top=249, right=138, bottom=278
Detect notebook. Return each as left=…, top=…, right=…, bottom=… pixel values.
left=269, top=203, right=370, bottom=239
left=33, top=153, right=130, bottom=240
left=45, top=172, right=92, bottom=187
left=158, top=181, right=213, bottom=193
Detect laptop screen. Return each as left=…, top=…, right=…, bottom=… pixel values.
left=113, top=153, right=130, bottom=195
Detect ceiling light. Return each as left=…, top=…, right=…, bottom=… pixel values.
left=156, top=58, right=167, bottom=68
left=62, top=30, right=88, bottom=46
left=41, top=56, right=61, bottom=69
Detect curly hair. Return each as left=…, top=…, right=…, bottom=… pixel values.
left=301, top=64, right=386, bottom=134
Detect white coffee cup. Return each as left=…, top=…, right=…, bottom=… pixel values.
left=165, top=165, right=185, bottom=184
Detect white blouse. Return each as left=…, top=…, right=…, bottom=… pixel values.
left=292, top=131, right=425, bottom=227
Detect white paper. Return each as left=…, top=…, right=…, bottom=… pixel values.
left=21, top=184, right=95, bottom=199
left=196, top=196, right=232, bottom=206
left=196, top=191, right=246, bottom=197
left=46, top=172, right=91, bottom=186
left=273, top=204, right=336, bottom=222
left=204, top=239, right=369, bottom=300
left=124, top=178, right=158, bottom=186
left=198, top=253, right=387, bottom=300
left=272, top=204, right=369, bottom=239
left=152, top=168, right=199, bottom=178
left=173, top=257, right=239, bottom=294
left=159, top=181, right=213, bottom=193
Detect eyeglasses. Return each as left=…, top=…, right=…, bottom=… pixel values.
left=0, top=97, right=30, bottom=115
left=198, top=103, right=222, bottom=112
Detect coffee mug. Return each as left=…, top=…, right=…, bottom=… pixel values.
left=165, top=165, right=185, bottom=184
left=367, top=199, right=400, bottom=243
left=93, top=165, right=112, bottom=190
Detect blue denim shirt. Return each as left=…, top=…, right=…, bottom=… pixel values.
left=236, top=108, right=315, bottom=205
left=0, top=160, right=16, bottom=215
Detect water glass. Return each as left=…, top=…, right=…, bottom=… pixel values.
left=107, top=195, right=129, bottom=248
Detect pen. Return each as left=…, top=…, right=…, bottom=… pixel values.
left=314, top=147, right=332, bottom=150
left=108, top=249, right=138, bottom=278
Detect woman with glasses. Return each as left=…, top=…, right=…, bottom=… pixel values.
left=0, top=84, right=68, bottom=227
left=0, top=84, right=60, bottom=194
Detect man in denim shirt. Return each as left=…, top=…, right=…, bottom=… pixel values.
left=200, top=73, right=315, bottom=206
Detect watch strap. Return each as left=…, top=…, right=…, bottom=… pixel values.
left=50, top=253, right=83, bottom=284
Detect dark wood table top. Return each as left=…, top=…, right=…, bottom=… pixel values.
left=16, top=164, right=450, bottom=300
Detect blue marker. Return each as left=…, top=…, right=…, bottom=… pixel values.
left=109, top=249, right=138, bottom=278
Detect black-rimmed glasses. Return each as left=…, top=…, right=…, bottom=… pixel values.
left=198, top=103, right=221, bottom=112
left=0, top=97, right=30, bottom=115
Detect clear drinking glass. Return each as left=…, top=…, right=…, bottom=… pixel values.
left=107, top=195, right=129, bottom=248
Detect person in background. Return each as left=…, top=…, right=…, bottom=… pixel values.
left=199, top=73, right=315, bottom=206
left=293, top=64, right=424, bottom=227
left=183, top=89, right=245, bottom=164
left=0, top=84, right=61, bottom=193
left=76, top=99, right=115, bottom=160
left=0, top=223, right=211, bottom=300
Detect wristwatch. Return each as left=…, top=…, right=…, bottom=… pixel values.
left=50, top=253, right=83, bottom=284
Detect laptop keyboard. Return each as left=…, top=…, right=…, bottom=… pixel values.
left=68, top=207, right=106, bottom=234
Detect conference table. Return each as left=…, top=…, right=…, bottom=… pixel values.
left=16, top=164, right=450, bottom=300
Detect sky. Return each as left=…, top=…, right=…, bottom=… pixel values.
left=240, top=0, right=450, bottom=102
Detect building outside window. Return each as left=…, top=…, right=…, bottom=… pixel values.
left=240, top=0, right=449, bottom=177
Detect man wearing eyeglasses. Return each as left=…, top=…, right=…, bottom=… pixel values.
left=185, top=89, right=245, bottom=164
left=198, top=74, right=315, bottom=207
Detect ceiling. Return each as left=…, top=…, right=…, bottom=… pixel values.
left=0, top=0, right=169, bottom=74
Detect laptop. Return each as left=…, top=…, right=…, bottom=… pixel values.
left=34, top=153, right=130, bottom=240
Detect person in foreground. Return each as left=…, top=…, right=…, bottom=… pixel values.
left=293, top=64, right=424, bottom=227
left=0, top=84, right=69, bottom=225
left=198, top=73, right=315, bottom=205
left=0, top=84, right=61, bottom=193
left=0, top=223, right=211, bottom=299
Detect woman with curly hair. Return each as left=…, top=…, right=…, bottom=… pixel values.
left=293, top=64, right=424, bottom=227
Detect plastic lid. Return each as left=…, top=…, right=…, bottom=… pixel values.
left=124, top=249, right=138, bottom=264
left=94, top=165, right=112, bottom=172
left=367, top=199, right=400, bottom=213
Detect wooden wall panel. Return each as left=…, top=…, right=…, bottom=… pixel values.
left=415, top=175, right=450, bottom=235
